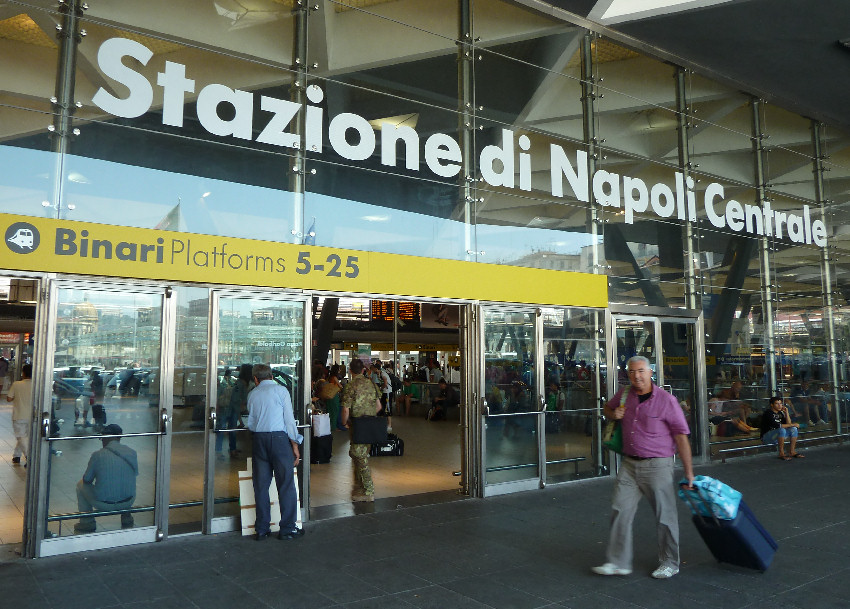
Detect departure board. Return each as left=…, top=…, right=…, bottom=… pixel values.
left=370, top=301, right=419, bottom=322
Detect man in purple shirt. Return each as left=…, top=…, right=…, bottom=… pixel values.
left=593, top=356, right=694, bottom=580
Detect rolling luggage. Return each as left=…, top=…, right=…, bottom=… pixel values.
left=310, top=434, right=333, bottom=464
left=691, top=499, right=778, bottom=571
left=370, top=433, right=404, bottom=457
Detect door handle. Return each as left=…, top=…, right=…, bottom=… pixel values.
left=160, top=408, right=170, bottom=434
left=42, top=411, right=51, bottom=438
left=209, top=408, right=217, bottom=430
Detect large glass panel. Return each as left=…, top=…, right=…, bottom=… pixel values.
left=591, top=41, right=687, bottom=307
left=47, top=285, right=163, bottom=537
left=483, top=308, right=539, bottom=486
left=660, top=320, right=701, bottom=454
left=167, top=286, right=209, bottom=534
left=472, top=40, right=598, bottom=269
left=0, top=3, right=60, bottom=217
left=761, top=106, right=816, bottom=202
left=595, top=40, right=680, bottom=167
left=613, top=318, right=657, bottom=388
left=304, top=2, right=463, bottom=258
left=542, top=307, right=602, bottom=483
left=686, top=75, right=755, bottom=186
left=86, top=0, right=294, bottom=62
left=59, top=14, right=299, bottom=237
left=213, top=295, right=305, bottom=519
left=696, top=220, right=766, bottom=447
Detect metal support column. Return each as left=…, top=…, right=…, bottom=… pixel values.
left=459, top=0, right=476, bottom=259
left=459, top=0, right=479, bottom=496
left=289, top=1, right=311, bottom=244
left=48, top=0, right=87, bottom=218
left=812, top=121, right=841, bottom=427
left=676, top=69, right=698, bottom=311
left=752, top=100, right=778, bottom=394
left=580, top=33, right=605, bottom=474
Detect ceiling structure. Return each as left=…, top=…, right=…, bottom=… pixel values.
left=538, top=0, right=850, bottom=132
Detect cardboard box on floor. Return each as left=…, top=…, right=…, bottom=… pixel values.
left=239, top=458, right=302, bottom=535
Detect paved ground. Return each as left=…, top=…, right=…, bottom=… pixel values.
left=2, top=444, right=849, bottom=609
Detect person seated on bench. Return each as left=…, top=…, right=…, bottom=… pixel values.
left=790, top=379, right=823, bottom=426
left=708, top=396, right=758, bottom=434
left=760, top=395, right=804, bottom=460
left=427, top=379, right=457, bottom=421
left=714, top=381, right=756, bottom=427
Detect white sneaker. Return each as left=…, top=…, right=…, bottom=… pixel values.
left=816, top=420, right=828, bottom=426
left=651, top=565, right=679, bottom=579
left=592, top=563, right=632, bottom=576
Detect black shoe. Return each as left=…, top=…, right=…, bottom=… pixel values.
left=11, top=457, right=20, bottom=464
left=254, top=531, right=271, bottom=541
left=278, top=528, right=305, bottom=540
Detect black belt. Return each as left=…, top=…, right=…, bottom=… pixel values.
left=625, top=455, right=651, bottom=460
left=102, top=497, right=133, bottom=504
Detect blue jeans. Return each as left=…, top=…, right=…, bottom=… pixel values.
left=763, top=427, right=798, bottom=445
left=252, top=432, right=298, bottom=535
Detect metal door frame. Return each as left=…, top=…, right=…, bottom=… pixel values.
left=34, top=277, right=175, bottom=557
left=607, top=305, right=708, bottom=465
left=478, top=304, right=545, bottom=497
left=204, top=288, right=311, bottom=534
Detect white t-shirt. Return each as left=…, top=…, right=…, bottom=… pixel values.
left=8, top=378, right=33, bottom=422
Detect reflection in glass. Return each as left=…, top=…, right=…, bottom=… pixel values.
left=213, top=296, right=304, bottom=518
left=483, top=309, right=539, bottom=485
left=614, top=319, right=656, bottom=390
left=47, top=435, right=157, bottom=538
left=52, top=288, right=163, bottom=436
left=542, top=308, right=601, bottom=483
left=167, top=286, right=210, bottom=534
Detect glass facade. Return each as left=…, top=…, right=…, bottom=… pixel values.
left=3, top=0, right=849, bottom=556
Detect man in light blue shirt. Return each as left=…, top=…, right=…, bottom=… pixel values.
left=246, top=363, right=304, bottom=541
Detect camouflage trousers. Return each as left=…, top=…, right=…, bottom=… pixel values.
left=349, top=443, right=374, bottom=496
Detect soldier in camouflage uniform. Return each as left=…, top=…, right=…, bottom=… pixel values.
left=341, top=358, right=381, bottom=502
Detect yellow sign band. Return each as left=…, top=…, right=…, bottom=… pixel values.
left=1, top=214, right=607, bottom=308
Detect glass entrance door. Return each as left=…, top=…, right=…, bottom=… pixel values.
left=480, top=307, right=543, bottom=496
left=205, top=291, right=308, bottom=532
left=40, top=282, right=168, bottom=554
left=610, top=312, right=705, bottom=456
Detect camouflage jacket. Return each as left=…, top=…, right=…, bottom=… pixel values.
left=341, top=374, right=380, bottom=418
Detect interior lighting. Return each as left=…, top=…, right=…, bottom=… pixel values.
left=368, top=113, right=419, bottom=131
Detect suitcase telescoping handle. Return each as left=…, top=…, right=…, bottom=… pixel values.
left=679, top=483, right=722, bottom=528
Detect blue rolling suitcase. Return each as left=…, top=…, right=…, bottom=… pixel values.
left=691, top=499, right=778, bottom=571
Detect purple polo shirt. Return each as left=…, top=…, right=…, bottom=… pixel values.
left=607, top=384, right=690, bottom=458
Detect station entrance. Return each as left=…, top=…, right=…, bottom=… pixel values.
left=3, top=273, right=612, bottom=557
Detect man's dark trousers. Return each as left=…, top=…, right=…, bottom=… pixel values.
left=252, top=431, right=297, bottom=535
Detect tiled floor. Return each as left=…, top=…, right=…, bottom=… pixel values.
left=2, top=442, right=848, bottom=609
left=0, top=401, right=26, bottom=545
left=0, top=401, right=466, bottom=545
left=0, top=394, right=600, bottom=547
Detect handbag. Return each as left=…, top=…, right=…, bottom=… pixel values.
left=316, top=380, right=340, bottom=401
left=311, top=412, right=331, bottom=437
left=350, top=416, right=388, bottom=445
left=602, top=387, right=629, bottom=454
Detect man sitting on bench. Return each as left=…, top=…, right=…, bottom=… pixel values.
left=760, top=395, right=804, bottom=460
